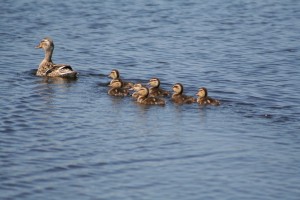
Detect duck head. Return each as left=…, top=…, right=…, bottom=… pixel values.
left=148, top=78, right=160, bottom=88
left=172, top=83, right=184, bottom=95
left=108, top=69, right=120, bottom=79
left=196, top=87, right=208, bottom=98
left=36, top=37, right=54, bottom=52
left=137, top=87, right=149, bottom=98
left=130, top=83, right=143, bottom=91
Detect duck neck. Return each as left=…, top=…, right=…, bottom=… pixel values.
left=44, top=48, right=53, bottom=62
left=173, top=93, right=180, bottom=97
left=198, top=96, right=205, bottom=101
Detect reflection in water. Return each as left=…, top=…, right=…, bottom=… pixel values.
left=33, top=76, right=78, bottom=110
left=38, top=76, right=78, bottom=85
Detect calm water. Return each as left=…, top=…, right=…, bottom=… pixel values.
left=1, top=0, right=300, bottom=199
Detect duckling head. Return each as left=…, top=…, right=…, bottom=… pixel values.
left=130, top=83, right=143, bottom=91
left=35, top=37, right=54, bottom=52
left=109, top=79, right=123, bottom=88
left=148, top=78, right=160, bottom=88
left=196, top=87, right=208, bottom=98
left=137, top=87, right=149, bottom=98
left=108, top=69, right=120, bottom=79
left=172, top=83, right=184, bottom=95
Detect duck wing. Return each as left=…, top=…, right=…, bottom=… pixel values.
left=45, top=64, right=77, bottom=78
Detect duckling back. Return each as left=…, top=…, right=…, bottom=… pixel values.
left=138, top=96, right=166, bottom=105
left=108, top=88, right=129, bottom=97
left=172, top=94, right=196, bottom=104
left=197, top=97, right=220, bottom=106
left=149, top=87, right=170, bottom=97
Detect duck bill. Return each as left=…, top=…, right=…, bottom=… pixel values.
left=35, top=43, right=42, bottom=48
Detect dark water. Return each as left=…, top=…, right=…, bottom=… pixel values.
left=1, top=0, right=300, bottom=199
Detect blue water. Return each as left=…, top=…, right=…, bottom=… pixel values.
left=1, top=0, right=300, bottom=199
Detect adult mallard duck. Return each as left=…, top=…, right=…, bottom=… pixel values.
left=35, top=37, right=77, bottom=78
left=148, top=78, right=170, bottom=97
left=171, top=83, right=196, bottom=104
left=196, top=87, right=220, bottom=106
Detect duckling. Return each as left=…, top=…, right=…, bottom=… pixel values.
left=108, top=79, right=129, bottom=97
left=196, top=87, right=220, bottom=106
left=148, top=78, right=170, bottom=97
left=108, top=69, right=133, bottom=89
left=130, top=83, right=143, bottom=99
left=171, top=83, right=196, bottom=104
left=35, top=37, right=77, bottom=78
left=137, top=87, right=165, bottom=105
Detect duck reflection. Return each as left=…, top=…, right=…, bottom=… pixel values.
left=33, top=76, right=78, bottom=110
left=38, top=76, right=78, bottom=85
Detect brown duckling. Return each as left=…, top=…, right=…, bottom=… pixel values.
left=148, top=78, right=170, bottom=97
left=171, top=83, right=196, bottom=104
left=196, top=87, right=220, bottom=106
left=108, top=69, right=134, bottom=89
left=137, top=87, right=165, bottom=105
left=35, top=37, right=77, bottom=78
left=130, top=83, right=143, bottom=99
left=108, top=79, right=129, bottom=97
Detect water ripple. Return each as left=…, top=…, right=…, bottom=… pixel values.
left=1, top=1, right=300, bottom=200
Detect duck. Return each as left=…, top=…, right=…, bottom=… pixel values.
left=171, top=83, right=196, bottom=104
left=148, top=78, right=170, bottom=97
left=108, top=79, right=129, bottom=97
left=35, top=37, right=77, bottom=78
left=136, top=87, right=165, bottom=105
left=196, top=87, right=220, bottom=106
left=130, top=83, right=143, bottom=99
left=108, top=69, right=134, bottom=89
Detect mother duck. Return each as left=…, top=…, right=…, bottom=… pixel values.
left=35, top=37, right=77, bottom=78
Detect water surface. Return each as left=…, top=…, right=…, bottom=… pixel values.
left=1, top=0, right=300, bottom=199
